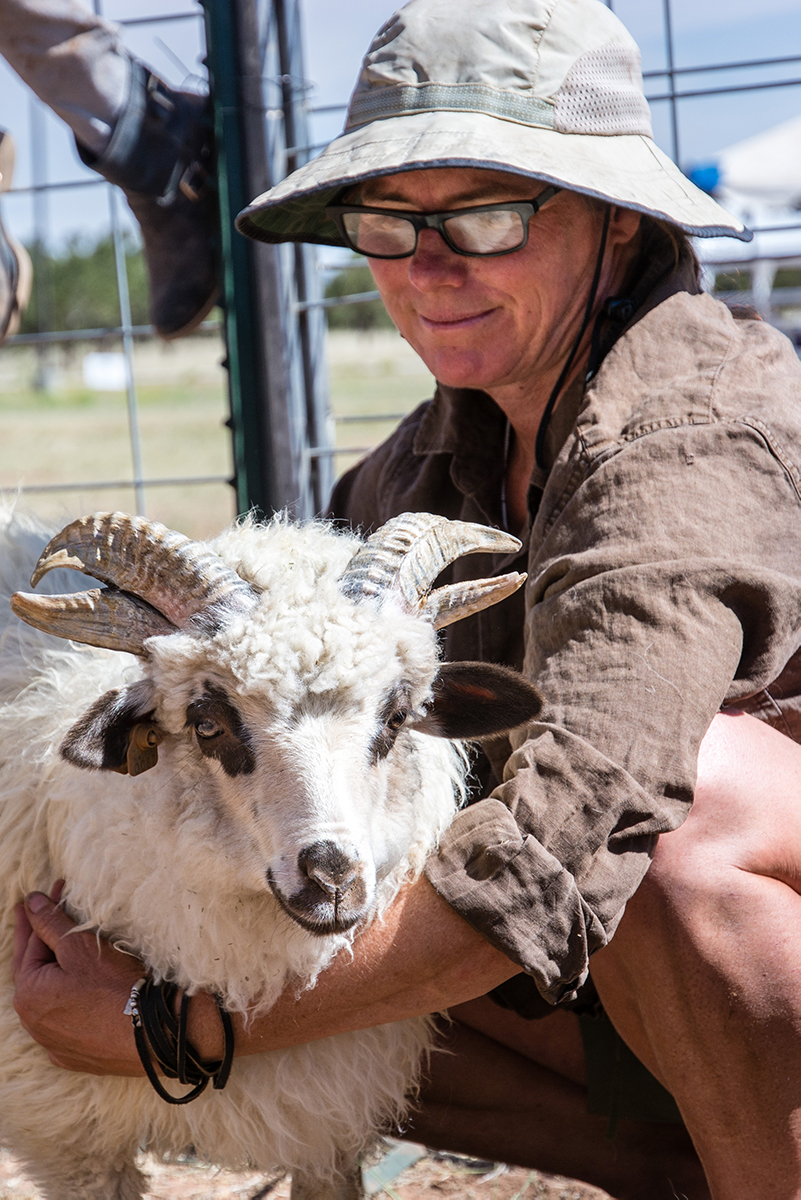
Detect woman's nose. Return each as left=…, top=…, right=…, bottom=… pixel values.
left=408, top=227, right=469, bottom=290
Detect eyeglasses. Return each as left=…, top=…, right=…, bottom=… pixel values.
left=325, top=185, right=561, bottom=259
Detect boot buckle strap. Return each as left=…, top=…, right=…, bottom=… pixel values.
left=179, top=160, right=211, bottom=203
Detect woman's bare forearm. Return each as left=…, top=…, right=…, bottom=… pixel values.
left=16, top=877, right=520, bottom=1075
left=189, top=876, right=519, bottom=1059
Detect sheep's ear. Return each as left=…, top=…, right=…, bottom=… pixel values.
left=61, top=681, right=163, bottom=776
left=409, top=662, right=542, bottom=740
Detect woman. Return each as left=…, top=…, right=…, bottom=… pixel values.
left=14, top=1, right=801, bottom=1197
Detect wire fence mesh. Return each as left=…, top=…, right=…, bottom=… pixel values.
left=0, top=0, right=798, bottom=533
left=0, top=2, right=232, bottom=539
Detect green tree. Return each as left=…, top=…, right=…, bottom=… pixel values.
left=20, top=234, right=149, bottom=334
left=324, top=261, right=394, bottom=331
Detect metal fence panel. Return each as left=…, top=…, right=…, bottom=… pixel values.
left=0, top=3, right=234, bottom=540
left=1, top=0, right=799, bottom=534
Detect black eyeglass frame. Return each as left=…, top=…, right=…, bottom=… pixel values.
left=325, top=185, right=562, bottom=259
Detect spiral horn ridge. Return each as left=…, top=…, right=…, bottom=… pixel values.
left=339, top=512, right=526, bottom=629
left=14, top=511, right=258, bottom=655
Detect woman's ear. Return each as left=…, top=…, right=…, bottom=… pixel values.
left=608, top=204, right=642, bottom=248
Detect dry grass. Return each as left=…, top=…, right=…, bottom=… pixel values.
left=0, top=330, right=433, bottom=539
left=327, top=333, right=435, bottom=478
left=383, top=1154, right=612, bottom=1200
left=0, top=1148, right=614, bottom=1200
left=0, top=334, right=234, bottom=539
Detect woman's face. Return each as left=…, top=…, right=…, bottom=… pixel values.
left=360, top=167, right=641, bottom=397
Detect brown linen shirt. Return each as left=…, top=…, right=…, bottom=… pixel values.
left=329, top=278, right=801, bottom=1005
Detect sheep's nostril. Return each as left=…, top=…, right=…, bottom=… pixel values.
left=298, top=840, right=360, bottom=897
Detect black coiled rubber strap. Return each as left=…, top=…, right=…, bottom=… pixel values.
left=125, top=977, right=235, bottom=1105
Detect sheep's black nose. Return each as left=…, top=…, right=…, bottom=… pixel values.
left=297, top=840, right=361, bottom=897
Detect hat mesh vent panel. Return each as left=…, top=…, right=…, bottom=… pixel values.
left=552, top=43, right=653, bottom=137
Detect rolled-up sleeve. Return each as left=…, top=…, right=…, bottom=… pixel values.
left=426, top=417, right=801, bottom=1002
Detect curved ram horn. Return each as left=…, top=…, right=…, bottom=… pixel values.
left=340, top=512, right=526, bottom=627
left=419, top=572, right=527, bottom=630
left=29, top=512, right=258, bottom=632
left=10, top=589, right=177, bottom=655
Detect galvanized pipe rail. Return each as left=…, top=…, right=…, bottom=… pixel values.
left=201, top=0, right=332, bottom=518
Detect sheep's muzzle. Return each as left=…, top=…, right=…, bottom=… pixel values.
left=267, top=841, right=369, bottom=935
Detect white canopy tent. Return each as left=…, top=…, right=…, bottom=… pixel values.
left=688, top=113, right=801, bottom=339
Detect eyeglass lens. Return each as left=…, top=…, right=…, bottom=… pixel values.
left=446, top=209, right=526, bottom=254
left=341, top=207, right=527, bottom=257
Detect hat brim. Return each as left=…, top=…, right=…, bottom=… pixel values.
left=236, top=110, right=751, bottom=245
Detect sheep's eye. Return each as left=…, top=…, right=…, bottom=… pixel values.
left=195, top=718, right=225, bottom=740
left=370, top=686, right=413, bottom=763
left=186, top=684, right=255, bottom=776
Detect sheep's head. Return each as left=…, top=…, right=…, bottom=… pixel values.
left=11, top=512, right=541, bottom=935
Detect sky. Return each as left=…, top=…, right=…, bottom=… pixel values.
left=300, top=0, right=801, bottom=165
left=1, top=0, right=800, bottom=249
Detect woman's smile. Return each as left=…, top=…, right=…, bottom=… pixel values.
left=418, top=306, right=498, bottom=330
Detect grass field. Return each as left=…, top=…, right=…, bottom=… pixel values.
left=326, top=329, right=435, bottom=479
left=0, top=330, right=435, bottom=539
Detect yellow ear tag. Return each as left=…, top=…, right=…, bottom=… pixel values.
left=126, top=723, right=162, bottom=777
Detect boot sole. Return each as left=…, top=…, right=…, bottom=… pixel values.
left=157, top=284, right=219, bottom=341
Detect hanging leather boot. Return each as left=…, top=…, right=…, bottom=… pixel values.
left=76, top=61, right=219, bottom=340
left=0, top=131, right=32, bottom=342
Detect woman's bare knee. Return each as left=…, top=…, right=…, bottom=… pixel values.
left=597, top=713, right=801, bottom=1040
left=593, top=715, right=801, bottom=1045
left=652, top=711, right=801, bottom=887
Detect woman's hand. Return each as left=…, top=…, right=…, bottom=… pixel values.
left=12, top=884, right=146, bottom=1076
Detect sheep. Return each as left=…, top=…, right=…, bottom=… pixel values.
left=0, top=505, right=540, bottom=1200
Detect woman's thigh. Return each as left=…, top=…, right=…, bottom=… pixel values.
left=413, top=1000, right=707, bottom=1197
left=591, top=708, right=801, bottom=1089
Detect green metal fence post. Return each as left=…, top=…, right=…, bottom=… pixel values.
left=202, top=0, right=332, bottom=520
left=202, top=0, right=272, bottom=517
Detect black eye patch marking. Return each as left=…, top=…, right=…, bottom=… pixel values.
left=370, top=683, right=413, bottom=763
left=186, top=681, right=255, bottom=777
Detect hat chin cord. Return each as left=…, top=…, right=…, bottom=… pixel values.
left=533, top=205, right=612, bottom=472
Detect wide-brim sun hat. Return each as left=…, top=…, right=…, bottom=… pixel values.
left=236, top=0, right=750, bottom=247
